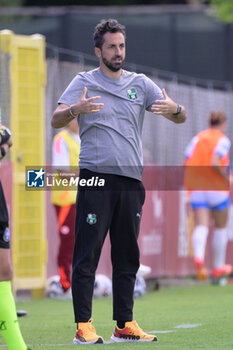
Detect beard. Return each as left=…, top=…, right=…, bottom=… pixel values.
left=102, top=54, right=124, bottom=72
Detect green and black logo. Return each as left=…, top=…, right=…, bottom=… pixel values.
left=127, top=88, right=138, bottom=100
left=86, top=213, right=97, bottom=225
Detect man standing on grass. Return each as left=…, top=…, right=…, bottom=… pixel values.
left=51, top=18, right=186, bottom=344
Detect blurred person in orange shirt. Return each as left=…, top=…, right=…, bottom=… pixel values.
left=184, top=110, right=232, bottom=282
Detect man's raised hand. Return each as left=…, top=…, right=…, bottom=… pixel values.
left=151, top=88, right=177, bottom=116
left=71, top=87, right=104, bottom=115
left=151, top=88, right=186, bottom=124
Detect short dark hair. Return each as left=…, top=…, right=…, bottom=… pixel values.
left=209, top=110, right=227, bottom=126
left=93, top=19, right=126, bottom=48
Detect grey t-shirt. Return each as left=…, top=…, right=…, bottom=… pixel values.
left=58, top=68, right=163, bottom=180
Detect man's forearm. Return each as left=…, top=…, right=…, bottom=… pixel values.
left=171, top=105, right=187, bottom=124
left=51, top=107, right=75, bottom=129
left=162, top=105, right=187, bottom=124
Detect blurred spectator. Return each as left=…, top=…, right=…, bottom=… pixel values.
left=51, top=118, right=80, bottom=297
left=184, top=110, right=232, bottom=282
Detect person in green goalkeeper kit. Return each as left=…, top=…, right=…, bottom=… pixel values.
left=0, top=124, right=31, bottom=350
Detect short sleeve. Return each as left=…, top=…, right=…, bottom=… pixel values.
left=143, top=75, right=164, bottom=111
left=214, top=136, right=231, bottom=158
left=58, top=74, right=85, bottom=106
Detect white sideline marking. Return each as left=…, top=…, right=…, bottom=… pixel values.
left=149, top=323, right=203, bottom=334
left=149, top=330, right=175, bottom=334
left=174, top=323, right=203, bottom=329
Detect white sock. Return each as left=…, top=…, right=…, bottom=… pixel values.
left=192, top=225, right=209, bottom=260
left=212, top=228, right=228, bottom=269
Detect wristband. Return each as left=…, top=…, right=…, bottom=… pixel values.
left=0, top=128, right=11, bottom=145
left=68, top=106, right=79, bottom=118
left=0, top=146, right=6, bottom=158
left=173, top=104, right=181, bottom=116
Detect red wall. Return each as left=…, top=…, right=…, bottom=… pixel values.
left=1, top=162, right=233, bottom=280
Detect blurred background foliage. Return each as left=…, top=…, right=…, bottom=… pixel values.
left=208, top=0, right=233, bottom=23
left=0, top=0, right=233, bottom=24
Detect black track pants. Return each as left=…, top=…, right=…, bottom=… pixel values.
left=72, top=169, right=145, bottom=323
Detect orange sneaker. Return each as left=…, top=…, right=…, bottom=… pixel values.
left=111, top=321, right=157, bottom=343
left=194, top=257, right=208, bottom=281
left=212, top=264, right=233, bottom=279
left=73, top=319, right=103, bottom=345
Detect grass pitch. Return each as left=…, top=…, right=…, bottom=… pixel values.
left=0, top=283, right=233, bottom=349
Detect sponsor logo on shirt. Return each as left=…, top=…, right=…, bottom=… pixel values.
left=127, top=88, right=138, bottom=100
